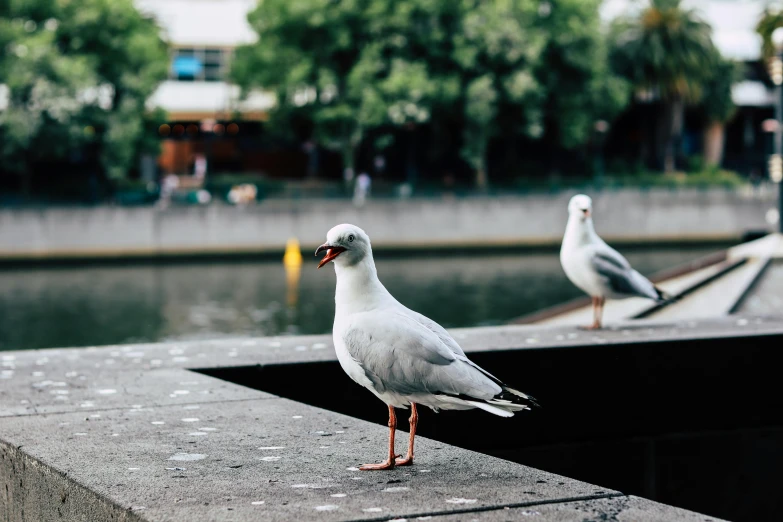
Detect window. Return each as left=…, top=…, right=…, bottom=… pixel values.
left=171, top=48, right=233, bottom=82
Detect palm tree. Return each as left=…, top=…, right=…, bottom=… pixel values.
left=611, top=0, right=719, bottom=173
left=701, top=56, right=740, bottom=167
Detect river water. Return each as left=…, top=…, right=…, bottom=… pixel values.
left=0, top=246, right=722, bottom=351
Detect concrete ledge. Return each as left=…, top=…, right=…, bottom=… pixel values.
left=0, top=398, right=620, bottom=521
left=427, top=496, right=723, bottom=521
left=0, top=189, right=774, bottom=261
left=4, top=317, right=776, bottom=520
left=1, top=443, right=145, bottom=522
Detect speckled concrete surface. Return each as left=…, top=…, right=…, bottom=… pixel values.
left=2, top=318, right=769, bottom=520
left=425, top=495, right=723, bottom=522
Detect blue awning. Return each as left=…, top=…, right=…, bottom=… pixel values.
left=173, top=57, right=203, bottom=76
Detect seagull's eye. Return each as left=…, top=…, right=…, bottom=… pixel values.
left=348, top=234, right=355, bottom=242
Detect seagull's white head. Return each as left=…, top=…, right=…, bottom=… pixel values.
left=315, top=223, right=371, bottom=269
left=567, top=194, right=592, bottom=221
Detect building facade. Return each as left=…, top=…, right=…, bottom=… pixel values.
left=135, top=0, right=275, bottom=177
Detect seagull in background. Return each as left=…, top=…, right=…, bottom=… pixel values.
left=316, top=224, right=538, bottom=470
left=560, top=194, right=668, bottom=330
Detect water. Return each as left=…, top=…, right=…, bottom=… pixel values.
left=0, top=247, right=720, bottom=351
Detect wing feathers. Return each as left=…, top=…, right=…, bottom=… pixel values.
left=341, top=310, right=537, bottom=413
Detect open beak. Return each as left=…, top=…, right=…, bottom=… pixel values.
left=315, top=243, right=347, bottom=269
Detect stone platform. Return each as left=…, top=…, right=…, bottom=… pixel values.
left=5, top=317, right=781, bottom=521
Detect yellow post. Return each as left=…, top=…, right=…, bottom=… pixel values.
left=283, top=238, right=303, bottom=308
left=283, top=238, right=303, bottom=267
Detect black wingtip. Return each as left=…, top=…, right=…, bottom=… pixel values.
left=497, top=388, right=542, bottom=410
left=655, top=286, right=679, bottom=303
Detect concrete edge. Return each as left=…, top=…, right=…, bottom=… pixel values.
left=633, top=257, right=747, bottom=319
left=728, top=256, right=773, bottom=314
left=0, top=440, right=144, bottom=522
left=0, top=235, right=742, bottom=264
left=356, top=493, right=626, bottom=522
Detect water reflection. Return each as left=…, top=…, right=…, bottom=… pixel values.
left=0, top=247, right=720, bottom=350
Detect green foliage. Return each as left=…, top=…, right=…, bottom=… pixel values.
left=0, top=0, right=169, bottom=182
left=610, top=0, right=718, bottom=102
left=509, top=167, right=745, bottom=193
left=234, top=0, right=627, bottom=185
left=609, top=0, right=729, bottom=172
left=602, top=168, right=746, bottom=189
left=757, top=8, right=783, bottom=62
left=234, top=0, right=389, bottom=167
left=701, top=57, right=741, bottom=123
left=535, top=0, right=630, bottom=149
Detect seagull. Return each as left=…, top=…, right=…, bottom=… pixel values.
left=316, top=224, right=538, bottom=470
left=560, top=194, right=668, bottom=330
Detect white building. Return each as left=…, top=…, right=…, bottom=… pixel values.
left=135, top=0, right=274, bottom=122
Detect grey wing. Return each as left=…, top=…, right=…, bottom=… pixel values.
left=406, top=309, right=466, bottom=357
left=342, top=311, right=501, bottom=400
left=591, top=246, right=660, bottom=300
left=405, top=308, right=509, bottom=385
left=593, top=242, right=631, bottom=269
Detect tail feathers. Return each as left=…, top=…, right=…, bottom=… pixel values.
left=444, top=386, right=539, bottom=417
left=467, top=401, right=515, bottom=417
left=497, top=386, right=541, bottom=410
left=472, top=387, right=541, bottom=417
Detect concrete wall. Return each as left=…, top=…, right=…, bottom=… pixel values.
left=0, top=188, right=776, bottom=259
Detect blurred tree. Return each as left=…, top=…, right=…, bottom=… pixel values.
left=448, top=0, right=545, bottom=189
left=0, top=0, right=168, bottom=197
left=233, top=0, right=399, bottom=178
left=610, top=0, right=719, bottom=173
left=534, top=0, right=630, bottom=154
left=234, top=0, right=628, bottom=187
left=757, top=7, right=783, bottom=62
left=234, top=0, right=545, bottom=188
left=700, top=56, right=740, bottom=168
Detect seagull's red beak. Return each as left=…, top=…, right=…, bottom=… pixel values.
left=582, top=208, right=590, bottom=218
left=315, top=243, right=347, bottom=269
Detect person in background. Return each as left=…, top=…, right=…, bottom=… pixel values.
left=353, top=172, right=371, bottom=207
left=343, top=166, right=355, bottom=194
left=193, top=154, right=207, bottom=181
left=373, top=154, right=386, bottom=179
left=158, top=173, right=180, bottom=208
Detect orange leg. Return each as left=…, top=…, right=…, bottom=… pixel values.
left=580, top=297, right=603, bottom=330
left=360, top=405, right=400, bottom=470
left=580, top=296, right=605, bottom=330
left=395, top=403, right=418, bottom=466
left=597, top=297, right=605, bottom=328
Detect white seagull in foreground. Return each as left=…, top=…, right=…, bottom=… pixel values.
left=560, top=194, right=668, bottom=330
left=316, top=224, right=538, bottom=470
